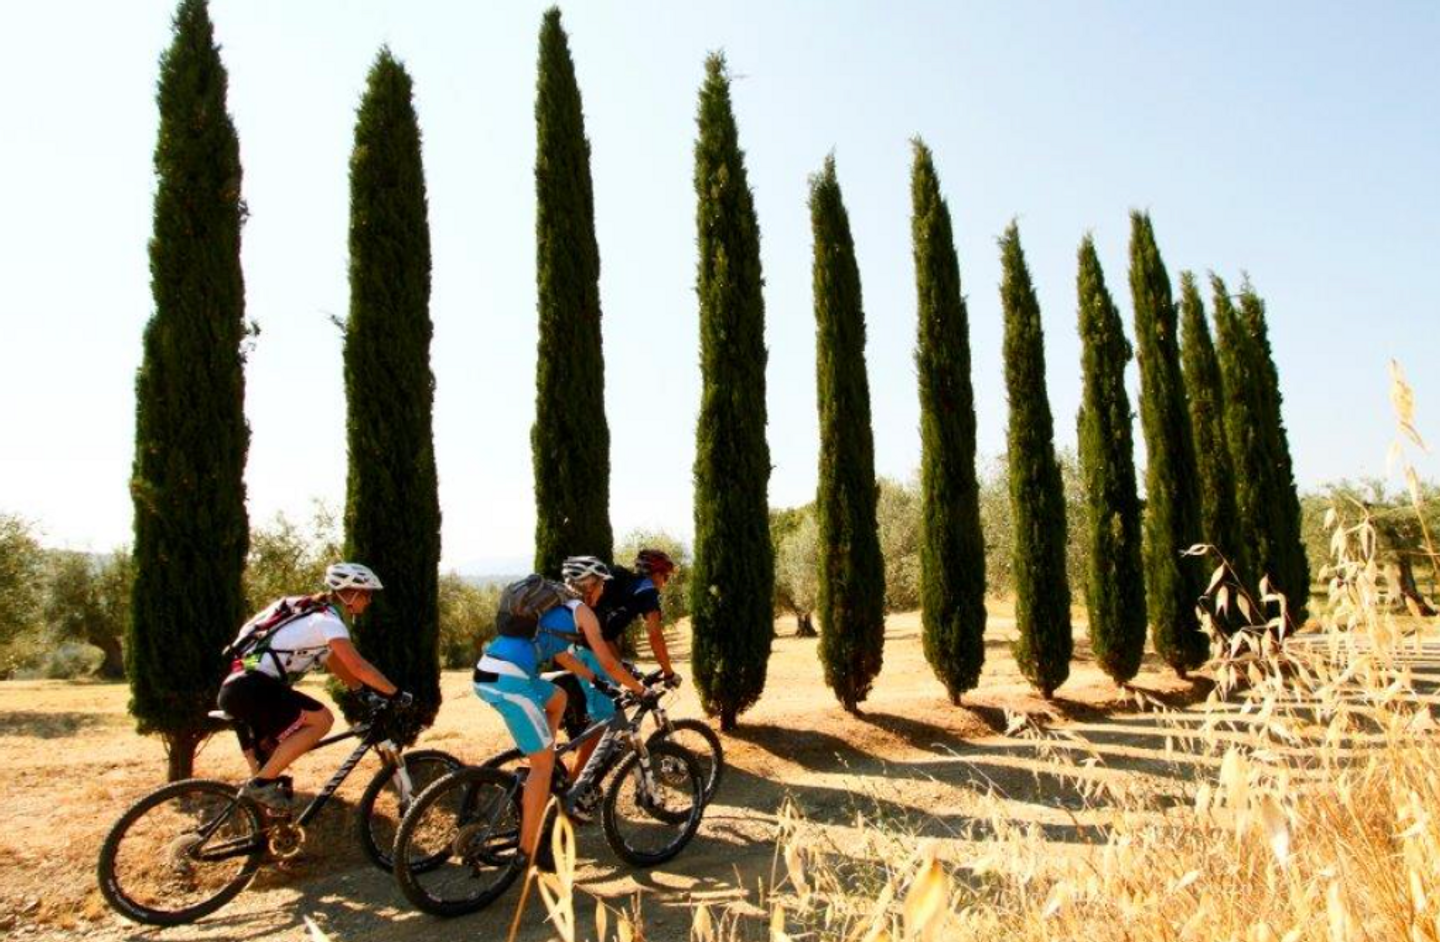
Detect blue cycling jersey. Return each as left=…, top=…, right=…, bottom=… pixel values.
left=482, top=601, right=579, bottom=676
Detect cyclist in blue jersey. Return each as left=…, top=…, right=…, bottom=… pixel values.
left=471, top=556, right=649, bottom=866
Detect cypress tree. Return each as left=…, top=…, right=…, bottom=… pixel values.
left=1129, top=213, right=1208, bottom=675
left=690, top=53, right=774, bottom=731
left=343, top=49, right=441, bottom=730
left=532, top=8, right=612, bottom=576
left=128, top=0, right=250, bottom=781
left=909, top=140, right=986, bottom=704
left=1221, top=280, right=1313, bottom=628
left=1179, top=272, right=1243, bottom=579
left=1000, top=223, right=1072, bottom=698
left=810, top=156, right=886, bottom=712
left=1212, top=275, right=1264, bottom=593
left=1075, top=236, right=1147, bottom=684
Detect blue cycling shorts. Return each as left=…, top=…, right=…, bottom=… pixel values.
left=473, top=657, right=558, bottom=756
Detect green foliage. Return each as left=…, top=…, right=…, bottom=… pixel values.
left=689, top=53, right=774, bottom=731
left=1076, top=236, right=1147, bottom=684
left=999, top=222, right=1072, bottom=697
left=1129, top=213, right=1207, bottom=675
left=244, top=504, right=340, bottom=612
left=615, top=529, right=690, bottom=627
left=532, top=8, right=612, bottom=575
left=45, top=550, right=133, bottom=680
left=810, top=156, right=886, bottom=713
left=876, top=478, right=923, bottom=613
left=0, top=514, right=47, bottom=673
left=1179, top=272, right=1242, bottom=569
left=438, top=574, right=500, bottom=669
left=774, top=509, right=820, bottom=635
left=128, top=0, right=250, bottom=779
left=1213, top=277, right=1311, bottom=622
left=910, top=139, right=986, bottom=703
left=343, top=48, right=441, bottom=732
left=1240, top=282, right=1312, bottom=621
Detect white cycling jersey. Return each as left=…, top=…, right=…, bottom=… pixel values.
left=230, top=597, right=351, bottom=682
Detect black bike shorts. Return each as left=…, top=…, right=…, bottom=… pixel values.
left=217, top=671, right=325, bottom=752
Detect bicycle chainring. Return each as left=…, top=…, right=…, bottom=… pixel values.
left=268, top=821, right=306, bottom=860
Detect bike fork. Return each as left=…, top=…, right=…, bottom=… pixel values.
left=378, top=742, right=416, bottom=805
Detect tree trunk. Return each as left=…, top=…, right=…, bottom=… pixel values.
left=1393, top=556, right=1438, bottom=616
left=720, top=706, right=737, bottom=733
left=795, top=613, right=817, bottom=638
left=164, top=729, right=203, bottom=782
left=92, top=635, right=125, bottom=681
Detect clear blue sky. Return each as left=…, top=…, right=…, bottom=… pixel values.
left=1, top=1, right=1436, bottom=572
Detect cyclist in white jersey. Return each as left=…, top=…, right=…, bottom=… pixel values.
left=217, top=562, right=402, bottom=810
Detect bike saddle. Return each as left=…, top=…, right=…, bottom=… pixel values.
left=207, top=710, right=235, bottom=723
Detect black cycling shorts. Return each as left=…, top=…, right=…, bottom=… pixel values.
left=217, top=671, right=325, bottom=753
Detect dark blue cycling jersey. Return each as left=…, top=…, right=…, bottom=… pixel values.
left=591, top=575, right=661, bottom=644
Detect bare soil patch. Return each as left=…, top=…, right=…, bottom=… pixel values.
left=0, top=604, right=1207, bottom=941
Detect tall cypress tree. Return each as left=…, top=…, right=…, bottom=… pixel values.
left=1075, top=236, right=1147, bottom=684
left=532, top=8, right=611, bottom=576
left=1239, top=280, right=1310, bottom=622
left=690, top=53, right=773, bottom=731
left=1212, top=275, right=1264, bottom=593
left=1129, top=213, right=1208, bottom=675
left=1000, top=223, right=1071, bottom=698
left=811, top=156, right=886, bottom=713
left=1179, top=272, right=1243, bottom=579
left=343, top=49, right=441, bottom=730
left=910, top=140, right=986, bottom=704
left=128, top=0, right=250, bottom=782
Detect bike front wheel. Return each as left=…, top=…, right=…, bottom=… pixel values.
left=97, top=779, right=265, bottom=926
left=602, top=741, right=705, bottom=867
left=392, top=767, right=525, bottom=917
left=647, top=718, right=724, bottom=804
left=357, top=748, right=462, bottom=872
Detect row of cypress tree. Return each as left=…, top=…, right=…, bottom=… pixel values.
left=127, top=2, right=1313, bottom=769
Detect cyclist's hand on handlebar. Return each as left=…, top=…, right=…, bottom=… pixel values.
left=390, top=690, right=414, bottom=708
left=662, top=672, right=683, bottom=690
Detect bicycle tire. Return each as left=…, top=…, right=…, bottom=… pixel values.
left=646, top=718, right=724, bottom=803
left=97, top=779, right=265, bottom=926
left=392, top=766, right=525, bottom=917
left=601, top=740, right=705, bottom=867
left=356, top=748, right=462, bottom=872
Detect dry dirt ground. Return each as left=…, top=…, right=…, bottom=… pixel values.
left=1, top=604, right=1215, bottom=942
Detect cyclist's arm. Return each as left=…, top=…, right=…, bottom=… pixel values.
left=576, top=606, right=646, bottom=695
left=326, top=637, right=398, bottom=696
left=642, top=610, right=675, bottom=676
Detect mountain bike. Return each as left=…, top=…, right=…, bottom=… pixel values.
left=97, top=692, right=459, bottom=926
left=484, top=665, right=725, bottom=804
left=391, top=677, right=706, bottom=917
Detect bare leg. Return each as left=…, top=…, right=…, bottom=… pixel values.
left=256, top=707, right=333, bottom=779
left=519, top=689, right=567, bottom=860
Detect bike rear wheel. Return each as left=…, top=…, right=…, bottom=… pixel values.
left=601, top=741, right=705, bottom=866
left=647, top=718, right=724, bottom=804
left=97, top=779, right=265, bottom=926
left=392, top=767, right=525, bottom=917
left=357, top=748, right=462, bottom=872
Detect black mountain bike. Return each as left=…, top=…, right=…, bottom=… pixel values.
left=391, top=675, right=706, bottom=917
left=97, top=693, right=459, bottom=926
left=484, top=664, right=725, bottom=805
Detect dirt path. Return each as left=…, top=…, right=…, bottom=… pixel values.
left=1, top=606, right=1213, bottom=941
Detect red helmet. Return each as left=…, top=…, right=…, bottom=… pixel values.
left=634, top=548, right=676, bottom=577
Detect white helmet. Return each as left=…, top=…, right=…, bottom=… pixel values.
left=325, top=562, right=384, bottom=592
left=560, top=556, right=611, bottom=588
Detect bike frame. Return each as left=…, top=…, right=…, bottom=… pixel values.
left=195, top=717, right=408, bottom=862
